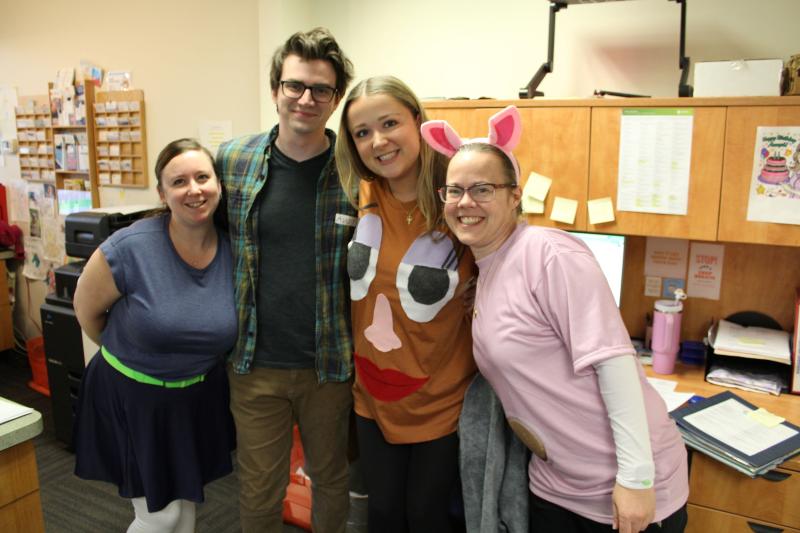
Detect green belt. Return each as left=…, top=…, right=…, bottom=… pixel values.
left=101, top=346, right=205, bottom=388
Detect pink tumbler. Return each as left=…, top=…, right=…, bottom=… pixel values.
left=651, top=299, right=683, bottom=374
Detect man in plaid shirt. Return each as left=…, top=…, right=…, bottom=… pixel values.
left=215, top=27, right=357, bottom=533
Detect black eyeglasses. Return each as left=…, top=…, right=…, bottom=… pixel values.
left=279, top=80, right=337, bottom=103
left=438, top=183, right=517, bottom=203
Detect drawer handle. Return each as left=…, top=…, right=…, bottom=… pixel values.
left=761, top=470, right=791, bottom=483
left=747, top=522, right=783, bottom=533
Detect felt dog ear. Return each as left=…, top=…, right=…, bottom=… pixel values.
left=420, top=120, right=463, bottom=158
left=487, top=106, right=522, bottom=152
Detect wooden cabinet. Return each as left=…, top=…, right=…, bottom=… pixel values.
left=687, top=504, right=800, bottom=533
left=93, top=89, right=149, bottom=188
left=718, top=105, right=800, bottom=246
left=423, top=96, right=800, bottom=245
left=687, top=453, right=800, bottom=532
left=587, top=106, right=726, bottom=241
left=424, top=104, right=591, bottom=230
left=0, top=440, right=44, bottom=533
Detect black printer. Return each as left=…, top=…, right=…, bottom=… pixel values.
left=41, top=206, right=153, bottom=445
left=51, top=207, right=154, bottom=301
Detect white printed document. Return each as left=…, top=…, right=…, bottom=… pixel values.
left=684, top=398, right=797, bottom=456
left=617, top=108, right=693, bottom=215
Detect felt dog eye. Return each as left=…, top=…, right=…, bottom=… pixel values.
left=348, top=214, right=382, bottom=301
left=396, top=231, right=459, bottom=323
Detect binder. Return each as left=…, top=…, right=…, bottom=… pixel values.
left=671, top=390, right=800, bottom=477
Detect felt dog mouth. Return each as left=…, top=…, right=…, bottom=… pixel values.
left=354, top=354, right=429, bottom=402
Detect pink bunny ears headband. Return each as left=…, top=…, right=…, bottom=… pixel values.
left=420, top=105, right=522, bottom=181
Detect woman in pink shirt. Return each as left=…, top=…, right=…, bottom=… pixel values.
left=421, top=107, right=689, bottom=533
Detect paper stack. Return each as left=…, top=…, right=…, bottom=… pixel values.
left=710, top=319, right=791, bottom=364
left=0, top=397, right=34, bottom=425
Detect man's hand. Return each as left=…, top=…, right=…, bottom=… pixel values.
left=612, top=483, right=655, bottom=532
left=458, top=276, right=477, bottom=319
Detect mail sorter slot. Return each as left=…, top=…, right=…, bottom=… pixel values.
left=704, top=350, right=792, bottom=394
left=686, top=504, right=796, bottom=533
left=688, top=453, right=800, bottom=529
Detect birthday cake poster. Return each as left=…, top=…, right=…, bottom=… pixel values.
left=746, top=126, right=800, bottom=226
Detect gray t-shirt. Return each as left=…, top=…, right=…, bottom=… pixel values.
left=100, top=214, right=237, bottom=380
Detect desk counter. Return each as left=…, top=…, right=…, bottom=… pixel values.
left=0, top=404, right=45, bottom=533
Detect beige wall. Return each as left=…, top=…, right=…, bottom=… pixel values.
left=0, top=0, right=261, bottom=202
left=258, top=0, right=799, bottom=130
left=0, top=0, right=261, bottom=339
left=0, top=0, right=798, bottom=342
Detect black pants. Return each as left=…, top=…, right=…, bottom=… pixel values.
left=356, top=414, right=460, bottom=533
left=530, top=492, right=687, bottom=533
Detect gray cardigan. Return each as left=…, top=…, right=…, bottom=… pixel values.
left=459, top=374, right=530, bottom=533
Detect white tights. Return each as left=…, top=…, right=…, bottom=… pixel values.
left=127, top=498, right=196, bottom=533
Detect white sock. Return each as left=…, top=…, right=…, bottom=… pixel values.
left=127, top=498, right=182, bottom=533
left=174, top=500, right=196, bottom=533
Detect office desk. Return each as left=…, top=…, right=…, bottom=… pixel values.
left=646, top=363, right=800, bottom=532
left=0, top=408, right=45, bottom=533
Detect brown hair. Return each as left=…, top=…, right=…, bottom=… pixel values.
left=152, top=138, right=227, bottom=229
left=154, top=138, right=215, bottom=190
left=270, top=27, right=354, bottom=97
left=335, top=76, right=448, bottom=233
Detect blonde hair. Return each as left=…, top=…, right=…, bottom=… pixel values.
left=335, top=76, right=448, bottom=233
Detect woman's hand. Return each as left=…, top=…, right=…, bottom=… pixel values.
left=612, top=483, right=655, bottom=533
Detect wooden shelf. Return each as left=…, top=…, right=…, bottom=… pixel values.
left=14, top=95, right=55, bottom=188
left=93, top=89, right=149, bottom=189
left=98, top=182, right=148, bottom=189
left=47, top=81, right=99, bottom=207
left=54, top=169, right=89, bottom=175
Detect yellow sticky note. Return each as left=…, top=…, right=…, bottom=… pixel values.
left=522, top=195, right=544, bottom=214
left=549, top=197, right=578, bottom=225
left=748, top=408, right=784, bottom=427
left=523, top=172, right=552, bottom=202
left=587, top=197, right=616, bottom=225
left=738, top=336, right=766, bottom=346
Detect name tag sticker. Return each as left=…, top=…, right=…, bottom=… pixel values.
left=335, top=213, right=357, bottom=227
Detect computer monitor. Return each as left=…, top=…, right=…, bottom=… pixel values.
left=569, top=231, right=626, bottom=307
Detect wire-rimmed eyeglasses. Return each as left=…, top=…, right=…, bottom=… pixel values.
left=279, top=80, right=337, bottom=103
left=437, top=183, right=517, bottom=203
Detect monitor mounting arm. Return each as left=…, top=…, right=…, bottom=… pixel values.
left=671, top=0, right=693, bottom=97
left=520, top=1, right=567, bottom=99
left=519, top=0, right=693, bottom=98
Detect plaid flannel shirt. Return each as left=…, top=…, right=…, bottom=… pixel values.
left=215, top=126, right=356, bottom=382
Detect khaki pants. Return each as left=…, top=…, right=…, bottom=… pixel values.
left=228, top=366, right=353, bottom=533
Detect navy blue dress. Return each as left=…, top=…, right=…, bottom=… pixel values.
left=74, top=214, right=238, bottom=512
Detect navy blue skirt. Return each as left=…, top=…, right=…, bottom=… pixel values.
left=73, top=353, right=236, bottom=512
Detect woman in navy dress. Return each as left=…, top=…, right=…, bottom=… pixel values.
left=73, top=138, right=237, bottom=532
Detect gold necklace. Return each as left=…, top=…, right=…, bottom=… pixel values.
left=405, top=204, right=418, bottom=225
